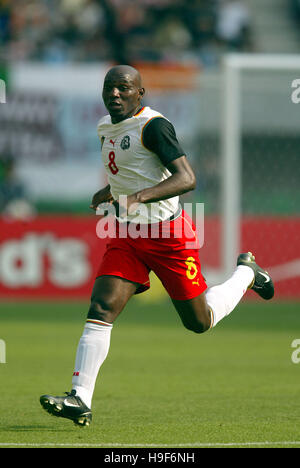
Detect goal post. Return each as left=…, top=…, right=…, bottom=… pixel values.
left=220, top=53, right=300, bottom=282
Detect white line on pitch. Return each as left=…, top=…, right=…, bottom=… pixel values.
left=0, top=441, right=300, bottom=447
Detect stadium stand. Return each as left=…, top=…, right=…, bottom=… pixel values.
left=0, top=0, right=254, bottom=66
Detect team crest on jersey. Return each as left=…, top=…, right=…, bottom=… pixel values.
left=120, top=135, right=130, bottom=150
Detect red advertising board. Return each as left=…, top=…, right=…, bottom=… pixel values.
left=241, top=216, right=300, bottom=300
left=0, top=216, right=299, bottom=300
left=0, top=216, right=108, bottom=300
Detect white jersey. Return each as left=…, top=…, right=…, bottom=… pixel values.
left=97, top=106, right=180, bottom=224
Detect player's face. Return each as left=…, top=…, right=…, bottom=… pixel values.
left=102, top=72, right=144, bottom=123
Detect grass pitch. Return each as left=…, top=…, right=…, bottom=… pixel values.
left=0, top=297, right=299, bottom=448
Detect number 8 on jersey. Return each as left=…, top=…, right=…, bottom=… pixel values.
left=108, top=151, right=119, bottom=175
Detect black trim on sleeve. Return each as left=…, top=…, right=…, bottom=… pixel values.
left=142, top=117, right=185, bottom=167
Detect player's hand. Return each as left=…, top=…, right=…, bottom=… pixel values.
left=90, top=185, right=113, bottom=211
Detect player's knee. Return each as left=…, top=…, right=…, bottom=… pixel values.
left=183, top=319, right=210, bottom=334
left=181, top=311, right=211, bottom=334
left=87, top=296, right=118, bottom=323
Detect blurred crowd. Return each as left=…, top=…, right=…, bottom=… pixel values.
left=0, top=0, right=253, bottom=66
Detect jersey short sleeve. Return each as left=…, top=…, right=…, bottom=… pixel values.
left=142, top=117, right=185, bottom=167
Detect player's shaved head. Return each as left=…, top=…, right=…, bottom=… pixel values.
left=102, top=65, right=145, bottom=123
left=104, top=65, right=143, bottom=87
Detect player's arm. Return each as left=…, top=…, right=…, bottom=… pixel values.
left=127, top=117, right=196, bottom=210
left=134, top=155, right=196, bottom=205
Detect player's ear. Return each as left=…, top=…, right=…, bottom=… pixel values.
left=139, top=87, right=145, bottom=99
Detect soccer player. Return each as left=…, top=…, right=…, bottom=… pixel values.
left=40, top=65, right=274, bottom=426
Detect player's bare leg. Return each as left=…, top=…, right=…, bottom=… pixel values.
left=172, top=293, right=211, bottom=333
left=40, top=275, right=139, bottom=426
left=88, top=274, right=139, bottom=324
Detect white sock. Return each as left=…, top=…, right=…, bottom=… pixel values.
left=206, top=265, right=254, bottom=328
left=71, top=319, right=113, bottom=409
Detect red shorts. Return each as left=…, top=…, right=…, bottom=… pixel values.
left=96, top=210, right=207, bottom=301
